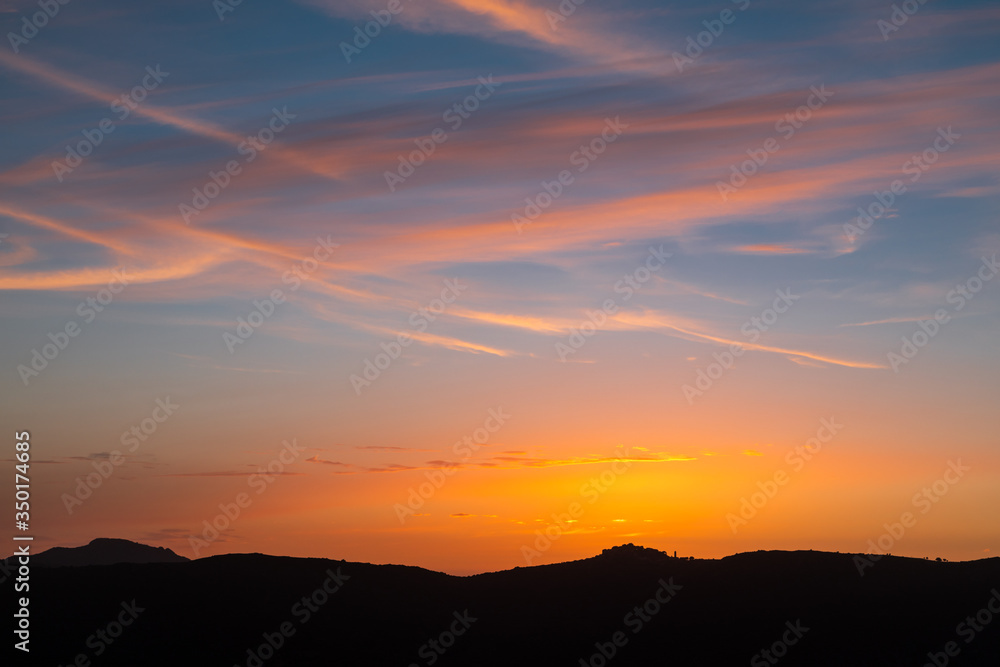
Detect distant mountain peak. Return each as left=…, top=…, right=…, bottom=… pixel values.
left=599, top=543, right=673, bottom=559
left=28, top=537, right=189, bottom=567
left=86, top=537, right=156, bottom=548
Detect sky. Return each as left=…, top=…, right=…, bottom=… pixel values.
left=1, top=0, right=999, bottom=576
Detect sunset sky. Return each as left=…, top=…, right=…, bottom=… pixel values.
left=2, top=0, right=999, bottom=575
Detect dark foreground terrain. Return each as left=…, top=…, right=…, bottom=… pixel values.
left=5, top=540, right=999, bottom=666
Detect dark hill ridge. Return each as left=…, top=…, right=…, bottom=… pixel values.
left=21, top=537, right=188, bottom=567
left=6, top=541, right=999, bottom=666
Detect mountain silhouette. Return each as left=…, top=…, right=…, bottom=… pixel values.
left=25, top=537, right=188, bottom=567
left=6, top=541, right=999, bottom=666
